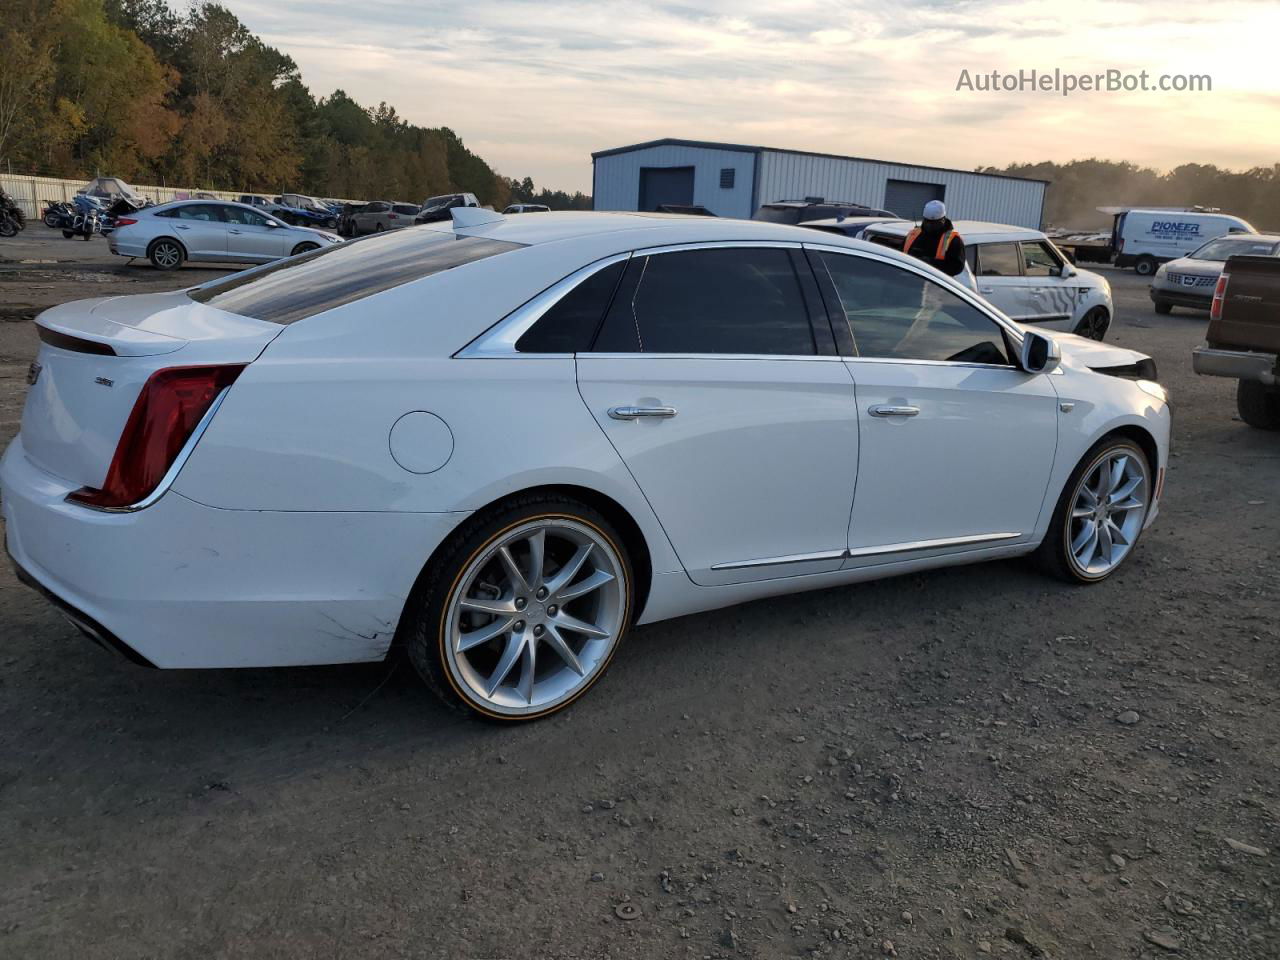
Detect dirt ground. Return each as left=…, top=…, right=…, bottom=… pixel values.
left=0, top=229, right=1276, bottom=960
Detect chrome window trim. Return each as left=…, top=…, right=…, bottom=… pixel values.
left=801, top=241, right=1027, bottom=349
left=582, top=353, right=845, bottom=363
left=65, top=385, right=233, bottom=514
left=457, top=252, right=633, bottom=359
left=631, top=240, right=803, bottom=256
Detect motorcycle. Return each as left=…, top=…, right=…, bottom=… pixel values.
left=0, top=190, right=26, bottom=237
left=43, top=201, right=73, bottom=228
left=59, top=194, right=105, bottom=240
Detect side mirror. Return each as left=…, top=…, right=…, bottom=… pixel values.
left=265, top=219, right=280, bottom=228
left=1020, top=330, right=1060, bottom=374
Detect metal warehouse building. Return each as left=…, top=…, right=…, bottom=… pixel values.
left=592, top=138, right=1048, bottom=228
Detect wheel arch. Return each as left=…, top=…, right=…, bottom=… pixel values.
left=146, top=235, right=187, bottom=259
left=394, top=482, right=655, bottom=650
left=1097, top=423, right=1159, bottom=476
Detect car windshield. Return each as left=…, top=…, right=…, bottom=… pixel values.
left=188, top=229, right=524, bottom=324
left=1189, top=237, right=1280, bottom=261
left=422, top=195, right=456, bottom=210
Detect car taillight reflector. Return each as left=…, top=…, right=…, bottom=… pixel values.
left=68, top=364, right=244, bottom=510
left=1210, top=272, right=1229, bottom=322
left=114, top=217, right=138, bottom=227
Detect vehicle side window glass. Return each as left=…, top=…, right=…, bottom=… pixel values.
left=175, top=204, right=222, bottom=222
left=976, top=243, right=1022, bottom=276
left=517, top=260, right=626, bottom=353
left=965, top=246, right=978, bottom=272
left=591, top=248, right=815, bottom=356
left=222, top=206, right=268, bottom=226
left=818, top=252, right=1011, bottom=366
left=1022, top=241, right=1061, bottom=277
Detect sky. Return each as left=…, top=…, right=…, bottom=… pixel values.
left=227, top=0, right=1280, bottom=194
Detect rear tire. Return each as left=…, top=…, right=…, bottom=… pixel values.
left=1035, top=437, right=1152, bottom=584
left=148, top=238, right=185, bottom=271
left=61, top=229, right=74, bottom=239
left=1153, top=300, right=1173, bottom=315
left=44, top=212, right=59, bottom=228
left=1135, top=256, right=1158, bottom=277
left=404, top=493, right=634, bottom=722
left=1237, top=380, right=1280, bottom=430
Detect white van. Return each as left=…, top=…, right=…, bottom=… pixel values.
left=1111, top=208, right=1254, bottom=276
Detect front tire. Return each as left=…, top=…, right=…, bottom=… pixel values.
left=1074, top=306, right=1109, bottom=340
left=1036, top=437, right=1152, bottom=584
left=1237, top=380, right=1280, bottom=430
left=148, top=238, right=185, bottom=270
left=405, top=494, right=633, bottom=721
left=1153, top=300, right=1173, bottom=315
left=290, top=242, right=319, bottom=256
left=1135, top=256, right=1158, bottom=277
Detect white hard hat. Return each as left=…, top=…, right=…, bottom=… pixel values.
left=923, top=200, right=946, bottom=220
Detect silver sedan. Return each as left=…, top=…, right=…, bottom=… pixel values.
left=108, top=200, right=343, bottom=270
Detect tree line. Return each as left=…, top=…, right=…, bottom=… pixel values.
left=980, top=159, right=1280, bottom=232
left=0, top=0, right=585, bottom=209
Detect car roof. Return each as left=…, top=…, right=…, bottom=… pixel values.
left=419, top=210, right=925, bottom=266
left=803, top=216, right=903, bottom=228
left=865, top=219, right=1048, bottom=244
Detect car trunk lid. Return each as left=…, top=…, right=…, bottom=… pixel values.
left=21, top=291, right=282, bottom=491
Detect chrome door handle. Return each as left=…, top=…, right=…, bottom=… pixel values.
left=979, top=286, right=994, bottom=293
left=228, top=229, right=242, bottom=235
left=868, top=404, right=920, bottom=418
left=608, top=405, right=678, bottom=421
left=175, top=225, right=190, bottom=230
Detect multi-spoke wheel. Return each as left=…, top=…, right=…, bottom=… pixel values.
left=1074, top=307, right=1109, bottom=341
left=406, top=496, right=633, bottom=720
left=1036, top=438, right=1151, bottom=583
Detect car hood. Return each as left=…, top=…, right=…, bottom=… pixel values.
left=1024, top=326, right=1151, bottom=370
left=1160, top=257, right=1222, bottom=276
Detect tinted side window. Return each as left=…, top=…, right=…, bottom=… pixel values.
left=517, top=260, right=626, bottom=353
left=592, top=248, right=815, bottom=356
left=189, top=232, right=524, bottom=325
left=175, top=204, right=223, bottom=221
left=976, top=243, right=1022, bottom=276
left=818, top=252, right=1011, bottom=366
left=221, top=205, right=268, bottom=226
left=1021, top=241, right=1061, bottom=277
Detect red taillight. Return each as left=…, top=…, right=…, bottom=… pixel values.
left=114, top=217, right=138, bottom=227
left=1210, top=271, right=1229, bottom=322
left=69, top=365, right=244, bottom=510
left=388, top=214, right=399, bottom=219
left=1117, top=238, right=1124, bottom=253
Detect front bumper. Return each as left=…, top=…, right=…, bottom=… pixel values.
left=1192, top=346, right=1278, bottom=385
left=1150, top=284, right=1211, bottom=310
left=1, top=435, right=468, bottom=668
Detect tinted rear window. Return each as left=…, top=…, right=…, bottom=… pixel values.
left=188, top=230, right=523, bottom=325
left=754, top=205, right=800, bottom=224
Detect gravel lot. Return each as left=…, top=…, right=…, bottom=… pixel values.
left=1, top=230, right=1276, bottom=960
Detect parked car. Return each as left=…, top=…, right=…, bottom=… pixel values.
left=862, top=220, right=1115, bottom=340
left=107, top=200, right=341, bottom=269
left=1151, top=234, right=1280, bottom=314
left=1109, top=207, right=1255, bottom=276
left=800, top=215, right=905, bottom=240
left=2, top=211, right=1170, bottom=721
left=415, top=192, right=479, bottom=224
left=1192, top=254, right=1280, bottom=429
left=503, top=203, right=551, bottom=214
left=348, top=201, right=422, bottom=235
left=755, top=198, right=898, bottom=225
left=278, top=194, right=340, bottom=229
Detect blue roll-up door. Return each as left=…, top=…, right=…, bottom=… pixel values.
left=639, top=167, right=695, bottom=212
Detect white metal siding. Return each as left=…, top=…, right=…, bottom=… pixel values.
left=756, top=152, right=1045, bottom=228
left=593, top=145, right=756, bottom=218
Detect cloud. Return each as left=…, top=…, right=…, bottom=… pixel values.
left=226, top=0, right=1280, bottom=193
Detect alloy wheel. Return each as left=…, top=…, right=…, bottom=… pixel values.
left=153, top=243, right=180, bottom=268
left=1066, top=448, right=1148, bottom=579
left=444, top=518, right=626, bottom=716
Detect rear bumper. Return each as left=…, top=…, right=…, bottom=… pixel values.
left=1192, top=346, right=1278, bottom=385
left=1150, top=286, right=1211, bottom=310
left=108, top=233, right=147, bottom=258
left=1, top=435, right=469, bottom=668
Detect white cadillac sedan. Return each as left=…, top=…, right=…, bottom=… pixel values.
left=2, top=210, right=1170, bottom=721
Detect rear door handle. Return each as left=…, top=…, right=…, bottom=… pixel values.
left=868, top=404, right=920, bottom=418
left=228, top=229, right=242, bottom=235
left=979, top=286, right=995, bottom=293
left=175, top=225, right=190, bottom=230
left=608, top=405, right=678, bottom=421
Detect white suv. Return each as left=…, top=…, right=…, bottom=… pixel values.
left=864, top=220, right=1114, bottom=340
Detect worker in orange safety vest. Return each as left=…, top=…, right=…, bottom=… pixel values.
left=902, top=200, right=966, bottom=279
